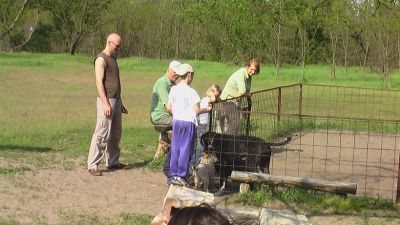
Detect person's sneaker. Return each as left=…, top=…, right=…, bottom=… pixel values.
left=88, top=168, right=102, bottom=176
left=171, top=176, right=189, bottom=187
left=107, top=163, right=128, bottom=170
left=178, top=177, right=190, bottom=187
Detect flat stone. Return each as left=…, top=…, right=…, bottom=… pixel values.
left=217, top=207, right=260, bottom=225
left=260, top=208, right=311, bottom=225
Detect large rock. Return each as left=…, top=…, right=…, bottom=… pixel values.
left=260, top=208, right=311, bottom=225
left=151, top=185, right=214, bottom=225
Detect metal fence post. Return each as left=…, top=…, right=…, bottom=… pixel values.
left=245, top=96, right=252, bottom=136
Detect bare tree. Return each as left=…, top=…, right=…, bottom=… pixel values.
left=0, top=0, right=38, bottom=51
left=12, top=8, right=39, bottom=50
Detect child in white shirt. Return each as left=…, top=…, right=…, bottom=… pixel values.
left=166, top=64, right=210, bottom=186
left=190, top=84, right=221, bottom=167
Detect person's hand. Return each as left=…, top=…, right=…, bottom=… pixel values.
left=122, top=104, right=128, bottom=114
left=103, top=101, right=112, bottom=117
left=246, top=93, right=252, bottom=99
left=206, top=105, right=212, bottom=112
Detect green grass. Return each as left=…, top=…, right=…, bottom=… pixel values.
left=0, top=210, right=152, bottom=225
left=56, top=211, right=152, bottom=225
left=232, top=186, right=400, bottom=217
left=0, top=166, right=31, bottom=175
left=0, top=219, right=19, bottom=225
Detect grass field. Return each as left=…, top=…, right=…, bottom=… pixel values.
left=1, top=52, right=400, bottom=224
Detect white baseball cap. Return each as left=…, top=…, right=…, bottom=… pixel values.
left=176, top=63, right=194, bottom=76
left=169, top=60, right=181, bottom=72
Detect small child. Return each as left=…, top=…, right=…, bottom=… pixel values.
left=166, top=64, right=208, bottom=186
left=191, top=84, right=221, bottom=167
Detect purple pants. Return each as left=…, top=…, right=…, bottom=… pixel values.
left=170, top=120, right=195, bottom=178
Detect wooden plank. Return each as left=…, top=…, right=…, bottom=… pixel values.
left=240, top=183, right=250, bottom=193
left=231, top=171, right=357, bottom=195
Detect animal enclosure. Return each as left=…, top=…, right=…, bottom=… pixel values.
left=205, top=84, right=400, bottom=201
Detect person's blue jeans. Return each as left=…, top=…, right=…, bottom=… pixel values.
left=163, top=151, right=171, bottom=178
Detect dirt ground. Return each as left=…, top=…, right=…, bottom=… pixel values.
left=0, top=162, right=399, bottom=224
left=270, top=131, right=400, bottom=200
left=0, top=164, right=168, bottom=224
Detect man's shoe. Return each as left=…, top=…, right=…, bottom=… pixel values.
left=88, top=169, right=102, bottom=176
left=107, top=163, right=128, bottom=170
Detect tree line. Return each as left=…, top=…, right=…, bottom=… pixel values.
left=1, top=0, right=400, bottom=86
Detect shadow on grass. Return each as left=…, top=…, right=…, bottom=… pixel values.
left=0, top=145, right=54, bottom=152
left=126, top=159, right=154, bottom=168
left=102, top=159, right=155, bottom=173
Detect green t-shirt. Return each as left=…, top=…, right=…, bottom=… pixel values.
left=150, top=74, right=174, bottom=122
left=220, top=67, right=251, bottom=100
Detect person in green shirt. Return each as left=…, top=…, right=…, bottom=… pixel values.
left=150, top=60, right=180, bottom=185
left=219, top=58, right=260, bottom=135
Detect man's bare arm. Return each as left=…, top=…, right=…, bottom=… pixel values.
left=95, top=57, right=112, bottom=117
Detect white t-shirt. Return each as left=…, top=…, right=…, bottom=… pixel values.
left=198, top=97, right=209, bottom=125
left=168, top=83, right=201, bottom=125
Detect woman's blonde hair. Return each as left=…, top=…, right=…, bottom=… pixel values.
left=245, top=58, right=260, bottom=74
left=206, top=84, right=221, bottom=96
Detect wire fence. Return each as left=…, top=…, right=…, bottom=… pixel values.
left=204, top=83, right=400, bottom=201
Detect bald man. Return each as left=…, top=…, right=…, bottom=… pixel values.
left=87, top=32, right=128, bottom=176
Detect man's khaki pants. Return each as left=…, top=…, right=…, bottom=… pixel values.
left=87, top=97, right=122, bottom=170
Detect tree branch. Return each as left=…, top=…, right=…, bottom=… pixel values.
left=12, top=8, right=39, bottom=50
left=0, top=0, right=29, bottom=40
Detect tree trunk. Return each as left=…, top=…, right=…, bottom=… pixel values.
left=300, top=29, right=307, bottom=81
left=330, top=30, right=337, bottom=80
left=275, top=28, right=281, bottom=78
left=275, top=0, right=283, bottom=78
left=175, top=21, right=180, bottom=59
left=157, top=11, right=164, bottom=59
left=69, top=32, right=83, bottom=55
left=343, top=29, right=349, bottom=76
left=398, top=31, right=400, bottom=69
left=361, top=41, right=369, bottom=80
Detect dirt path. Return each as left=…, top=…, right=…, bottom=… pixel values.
left=0, top=167, right=168, bottom=224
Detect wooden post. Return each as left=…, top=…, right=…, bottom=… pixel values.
left=277, top=87, right=282, bottom=121
left=299, top=83, right=303, bottom=116
left=231, top=171, right=357, bottom=195
left=240, top=183, right=250, bottom=193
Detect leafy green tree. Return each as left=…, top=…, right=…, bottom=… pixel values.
left=186, top=0, right=261, bottom=63
left=41, top=0, right=112, bottom=55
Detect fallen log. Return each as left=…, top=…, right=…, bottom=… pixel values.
left=231, top=171, right=357, bottom=195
